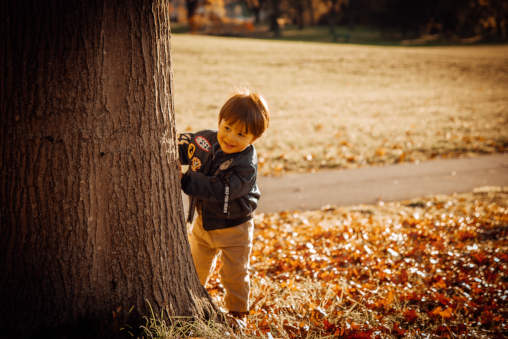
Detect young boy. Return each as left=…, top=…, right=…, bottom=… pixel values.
left=177, top=90, right=269, bottom=321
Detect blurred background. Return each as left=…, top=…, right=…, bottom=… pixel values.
left=168, top=0, right=508, bottom=43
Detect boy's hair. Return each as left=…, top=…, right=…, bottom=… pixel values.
left=218, top=90, right=270, bottom=138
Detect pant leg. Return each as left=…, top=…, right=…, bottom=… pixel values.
left=190, top=214, right=218, bottom=286
left=214, top=220, right=254, bottom=313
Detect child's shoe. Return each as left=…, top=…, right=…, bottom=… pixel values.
left=226, top=311, right=248, bottom=329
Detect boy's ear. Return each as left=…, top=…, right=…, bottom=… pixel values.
left=250, top=136, right=259, bottom=144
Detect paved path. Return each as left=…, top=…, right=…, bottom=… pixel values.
left=183, top=153, right=508, bottom=215
left=257, top=153, right=508, bottom=212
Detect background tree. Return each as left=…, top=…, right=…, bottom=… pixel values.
left=0, top=0, right=216, bottom=338
left=307, top=0, right=316, bottom=25
left=244, top=0, right=267, bottom=23
left=328, top=0, right=338, bottom=33
left=293, top=0, right=305, bottom=29
left=357, top=0, right=507, bottom=40
left=348, top=0, right=355, bottom=30
left=268, top=0, right=282, bottom=36
left=187, top=0, right=201, bottom=21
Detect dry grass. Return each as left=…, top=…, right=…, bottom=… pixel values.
left=171, top=34, right=508, bottom=175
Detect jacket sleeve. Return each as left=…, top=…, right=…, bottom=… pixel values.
left=181, top=164, right=256, bottom=203
left=177, top=132, right=194, bottom=165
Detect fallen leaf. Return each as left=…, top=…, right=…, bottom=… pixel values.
left=439, top=307, right=453, bottom=319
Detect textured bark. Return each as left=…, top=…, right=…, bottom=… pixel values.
left=0, top=0, right=215, bottom=338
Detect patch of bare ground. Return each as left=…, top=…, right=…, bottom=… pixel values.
left=172, top=35, right=508, bottom=176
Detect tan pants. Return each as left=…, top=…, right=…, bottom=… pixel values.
left=190, top=213, right=254, bottom=313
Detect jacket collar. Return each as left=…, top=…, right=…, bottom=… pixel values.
left=212, top=142, right=253, bottom=158
left=212, top=142, right=223, bottom=156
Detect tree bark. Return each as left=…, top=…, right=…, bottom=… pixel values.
left=0, top=0, right=215, bottom=338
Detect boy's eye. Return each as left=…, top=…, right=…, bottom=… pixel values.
left=239, top=133, right=245, bottom=137
left=225, top=127, right=230, bottom=131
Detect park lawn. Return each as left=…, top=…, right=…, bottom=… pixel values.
left=232, top=24, right=388, bottom=45
left=202, top=186, right=508, bottom=338
left=171, top=34, right=508, bottom=176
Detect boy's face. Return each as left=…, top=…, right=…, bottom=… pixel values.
left=217, top=119, right=257, bottom=154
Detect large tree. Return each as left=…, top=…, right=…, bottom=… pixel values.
left=0, top=0, right=216, bottom=338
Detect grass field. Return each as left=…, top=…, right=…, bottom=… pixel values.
left=171, top=23, right=390, bottom=45
left=171, top=34, right=508, bottom=175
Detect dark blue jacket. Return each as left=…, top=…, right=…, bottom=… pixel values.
left=178, top=129, right=260, bottom=231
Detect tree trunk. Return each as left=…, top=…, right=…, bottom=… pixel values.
left=186, top=0, right=199, bottom=22
left=329, top=0, right=338, bottom=34
left=0, top=1, right=216, bottom=338
left=349, top=0, right=355, bottom=31
left=268, top=0, right=281, bottom=37
left=297, top=0, right=304, bottom=29
left=253, top=6, right=261, bottom=24
left=307, top=0, right=316, bottom=25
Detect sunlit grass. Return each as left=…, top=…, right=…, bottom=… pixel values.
left=171, top=34, right=508, bottom=176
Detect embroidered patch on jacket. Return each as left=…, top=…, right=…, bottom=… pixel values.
left=188, top=144, right=196, bottom=159
left=195, top=136, right=211, bottom=152
left=191, top=157, right=201, bottom=171
left=220, top=159, right=233, bottom=171
left=223, top=185, right=230, bottom=214
left=178, top=133, right=191, bottom=145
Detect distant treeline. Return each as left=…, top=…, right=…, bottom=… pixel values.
left=175, top=0, right=507, bottom=40
left=347, top=0, right=507, bottom=39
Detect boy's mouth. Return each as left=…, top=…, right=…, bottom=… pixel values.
left=223, top=141, right=235, bottom=148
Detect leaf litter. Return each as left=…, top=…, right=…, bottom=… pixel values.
left=203, top=186, right=508, bottom=338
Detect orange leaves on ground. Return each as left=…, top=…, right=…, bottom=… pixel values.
left=205, top=189, right=508, bottom=338
left=431, top=306, right=453, bottom=319
left=381, top=290, right=395, bottom=306
left=403, top=308, right=418, bottom=323
left=392, top=322, right=406, bottom=337
left=374, top=147, right=386, bottom=156
left=456, top=230, right=476, bottom=241
left=435, top=293, right=451, bottom=306
left=439, top=307, right=453, bottom=319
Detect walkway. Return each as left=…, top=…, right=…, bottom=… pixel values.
left=182, top=153, right=508, bottom=214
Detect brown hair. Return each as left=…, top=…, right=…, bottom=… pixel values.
left=218, top=90, right=270, bottom=138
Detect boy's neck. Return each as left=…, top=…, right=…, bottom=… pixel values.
left=212, top=142, right=251, bottom=156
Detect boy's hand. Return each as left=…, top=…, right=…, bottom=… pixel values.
left=178, top=161, right=182, bottom=179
